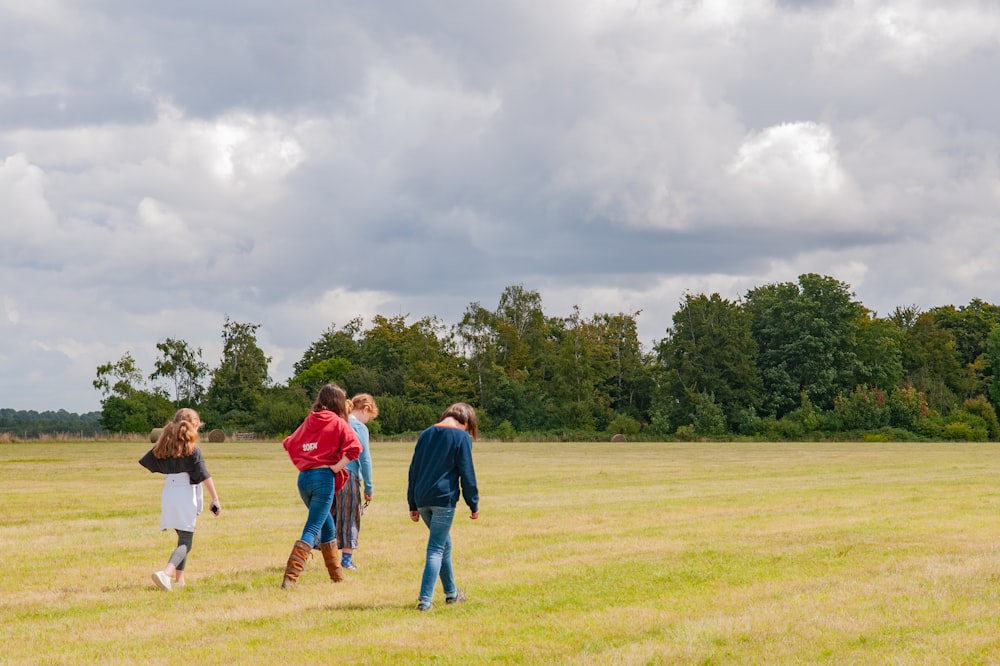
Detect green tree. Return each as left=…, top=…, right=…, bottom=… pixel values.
left=93, top=352, right=143, bottom=399
left=290, top=358, right=355, bottom=398
left=548, top=306, right=607, bottom=430
left=900, top=311, right=964, bottom=414
left=94, top=352, right=174, bottom=433
left=149, top=338, right=209, bottom=406
left=592, top=311, right=654, bottom=421
left=456, top=301, right=501, bottom=414
left=853, top=315, right=905, bottom=390
left=655, top=292, right=762, bottom=430
left=203, top=317, right=271, bottom=428
left=99, top=392, right=174, bottom=433
left=293, top=318, right=363, bottom=375
left=746, top=274, right=865, bottom=416
left=255, top=385, right=311, bottom=435
left=930, top=299, right=1000, bottom=398
left=985, top=325, right=1000, bottom=414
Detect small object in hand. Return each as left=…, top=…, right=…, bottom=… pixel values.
left=361, top=500, right=370, bottom=515
left=211, top=502, right=220, bottom=515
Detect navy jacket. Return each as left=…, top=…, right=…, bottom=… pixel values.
left=407, top=425, right=479, bottom=512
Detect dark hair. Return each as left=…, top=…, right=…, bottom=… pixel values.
left=441, top=402, right=479, bottom=440
left=313, top=383, right=349, bottom=418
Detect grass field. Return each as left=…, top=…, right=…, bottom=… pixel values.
left=4, top=439, right=1000, bottom=665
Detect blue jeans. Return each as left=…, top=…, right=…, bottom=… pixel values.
left=297, top=468, right=336, bottom=545
left=418, top=506, right=457, bottom=603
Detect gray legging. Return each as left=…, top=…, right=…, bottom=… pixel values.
left=168, top=530, right=194, bottom=571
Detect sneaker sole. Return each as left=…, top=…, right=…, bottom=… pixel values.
left=151, top=572, right=172, bottom=592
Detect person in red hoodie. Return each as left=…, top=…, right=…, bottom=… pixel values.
left=281, top=383, right=362, bottom=588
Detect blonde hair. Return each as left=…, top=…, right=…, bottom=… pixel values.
left=152, top=408, right=201, bottom=459
left=350, top=393, right=379, bottom=418
left=441, top=402, right=479, bottom=440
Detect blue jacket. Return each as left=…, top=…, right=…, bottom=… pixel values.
left=346, top=415, right=374, bottom=495
left=407, top=425, right=479, bottom=512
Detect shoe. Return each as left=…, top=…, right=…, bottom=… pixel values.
left=342, top=561, right=358, bottom=570
left=416, top=600, right=433, bottom=611
left=173, top=579, right=186, bottom=587
left=445, top=589, right=466, bottom=605
left=152, top=571, right=172, bottom=592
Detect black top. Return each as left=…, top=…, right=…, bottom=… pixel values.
left=139, top=447, right=211, bottom=485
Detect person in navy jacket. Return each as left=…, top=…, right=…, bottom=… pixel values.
left=408, top=402, right=480, bottom=611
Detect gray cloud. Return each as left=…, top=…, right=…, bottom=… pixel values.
left=2, top=0, right=1000, bottom=412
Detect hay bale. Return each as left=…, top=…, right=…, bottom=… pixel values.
left=610, top=433, right=627, bottom=443
left=207, top=429, right=226, bottom=443
left=150, top=428, right=164, bottom=443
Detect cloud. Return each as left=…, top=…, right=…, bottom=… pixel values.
left=2, top=0, right=1000, bottom=412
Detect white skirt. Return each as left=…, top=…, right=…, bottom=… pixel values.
left=161, top=472, right=204, bottom=532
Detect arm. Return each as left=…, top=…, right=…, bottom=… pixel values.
left=202, top=476, right=221, bottom=515
left=359, top=430, right=374, bottom=499
left=457, top=436, right=479, bottom=517
left=329, top=456, right=351, bottom=474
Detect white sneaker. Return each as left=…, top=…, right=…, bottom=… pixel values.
left=152, top=571, right=172, bottom=591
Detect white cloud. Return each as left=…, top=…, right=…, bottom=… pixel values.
left=1, top=1, right=1000, bottom=411
left=726, top=121, right=859, bottom=227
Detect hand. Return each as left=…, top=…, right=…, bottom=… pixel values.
left=409, top=510, right=420, bottom=522
left=470, top=511, right=479, bottom=520
left=211, top=501, right=221, bottom=516
left=364, top=493, right=373, bottom=502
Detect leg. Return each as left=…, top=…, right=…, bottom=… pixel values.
left=281, top=539, right=313, bottom=589
left=284, top=468, right=336, bottom=588
left=417, top=506, right=456, bottom=604
left=297, top=468, right=336, bottom=546
left=335, top=472, right=362, bottom=568
left=153, top=529, right=193, bottom=591
left=319, top=540, right=344, bottom=582
left=170, top=530, right=194, bottom=585
left=438, top=530, right=456, bottom=598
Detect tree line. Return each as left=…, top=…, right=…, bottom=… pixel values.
left=0, top=409, right=102, bottom=439
left=91, top=275, right=1000, bottom=441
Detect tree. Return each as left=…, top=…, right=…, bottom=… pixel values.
left=548, top=306, right=608, bottom=430
left=654, top=292, right=762, bottom=430
left=93, top=352, right=143, bottom=399
left=901, top=311, right=965, bottom=414
left=203, top=317, right=271, bottom=427
left=290, top=358, right=355, bottom=398
left=746, top=274, right=865, bottom=416
left=93, top=352, right=173, bottom=432
left=930, top=299, right=1000, bottom=398
left=149, top=338, right=209, bottom=406
left=853, top=314, right=905, bottom=390
left=456, top=302, right=501, bottom=413
left=293, top=318, right=363, bottom=375
left=593, top=310, right=655, bottom=420
left=99, top=392, right=174, bottom=433
left=983, top=325, right=1000, bottom=415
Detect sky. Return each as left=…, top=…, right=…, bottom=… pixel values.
left=3, top=0, right=1000, bottom=414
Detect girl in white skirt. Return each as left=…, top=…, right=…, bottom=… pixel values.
left=139, top=408, right=221, bottom=591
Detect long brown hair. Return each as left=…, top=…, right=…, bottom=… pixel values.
left=312, top=383, right=349, bottom=418
left=440, top=402, right=479, bottom=440
left=152, top=408, right=202, bottom=459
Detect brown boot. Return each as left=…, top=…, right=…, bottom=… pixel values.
left=320, top=541, right=344, bottom=583
left=281, top=540, right=312, bottom=589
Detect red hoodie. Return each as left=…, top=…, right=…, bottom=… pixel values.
left=283, top=410, right=362, bottom=491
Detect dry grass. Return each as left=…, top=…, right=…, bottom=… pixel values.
left=3, top=440, right=1000, bottom=664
